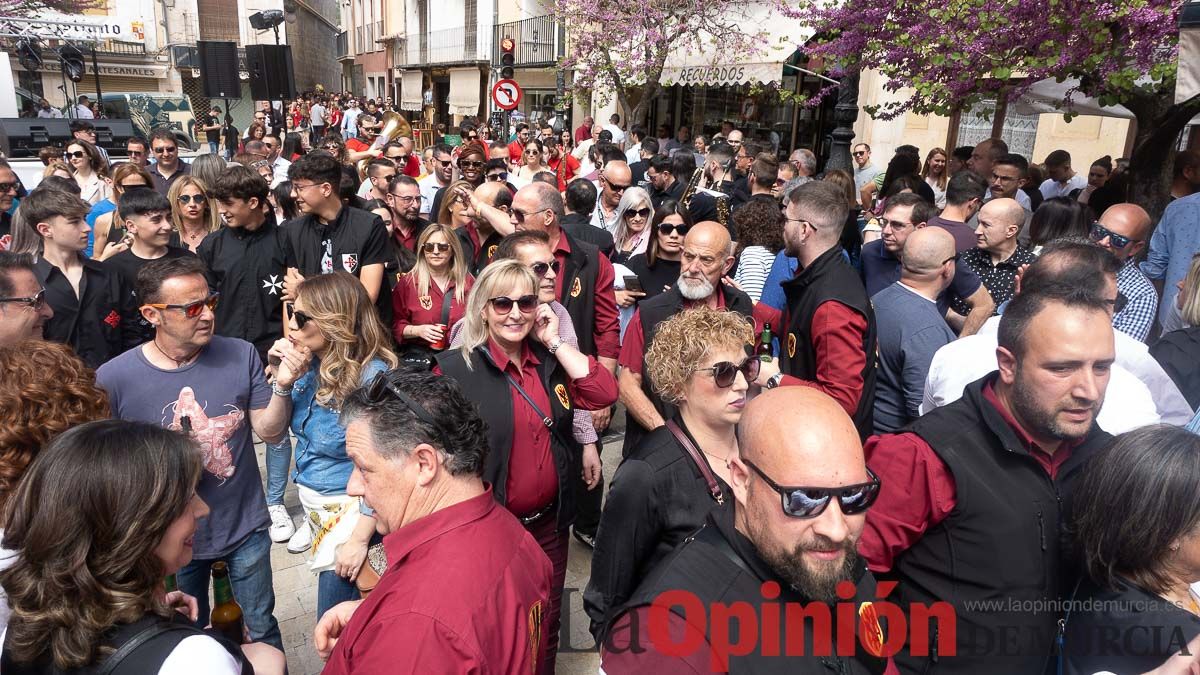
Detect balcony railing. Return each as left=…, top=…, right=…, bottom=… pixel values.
left=493, top=15, right=563, bottom=68
left=397, top=25, right=492, bottom=66
left=96, top=39, right=146, bottom=57
left=336, top=31, right=348, bottom=59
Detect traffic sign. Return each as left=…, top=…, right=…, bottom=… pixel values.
left=491, top=79, right=522, bottom=111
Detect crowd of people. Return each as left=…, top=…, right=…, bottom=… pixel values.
left=2, top=98, right=1200, bottom=674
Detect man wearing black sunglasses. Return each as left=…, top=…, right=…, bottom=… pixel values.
left=1092, top=203, right=1157, bottom=342
left=601, top=388, right=890, bottom=672
left=148, top=128, right=189, bottom=197
left=593, top=161, right=632, bottom=231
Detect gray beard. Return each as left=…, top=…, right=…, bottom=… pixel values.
left=677, top=274, right=714, bottom=300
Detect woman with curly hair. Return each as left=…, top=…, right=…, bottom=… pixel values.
left=583, top=306, right=754, bottom=642
left=275, top=271, right=397, bottom=617
left=732, top=197, right=785, bottom=302
left=0, top=420, right=284, bottom=673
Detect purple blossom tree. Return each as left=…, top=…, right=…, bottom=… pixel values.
left=784, top=0, right=1195, bottom=217
left=0, top=0, right=103, bottom=15
left=554, top=0, right=769, bottom=126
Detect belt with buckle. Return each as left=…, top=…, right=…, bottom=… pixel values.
left=519, top=501, right=555, bottom=526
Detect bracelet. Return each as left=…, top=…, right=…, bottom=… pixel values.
left=272, top=382, right=293, bottom=397
left=548, top=338, right=563, bottom=354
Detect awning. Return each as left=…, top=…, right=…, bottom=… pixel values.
left=660, top=4, right=812, bottom=87
left=1011, top=79, right=1135, bottom=119
left=399, top=70, right=423, bottom=112
left=447, top=67, right=481, bottom=116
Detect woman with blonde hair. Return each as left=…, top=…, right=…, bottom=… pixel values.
left=41, top=160, right=72, bottom=181
left=922, top=147, right=949, bottom=208
left=391, top=223, right=473, bottom=359
left=611, top=186, right=654, bottom=265
left=435, top=259, right=617, bottom=673
left=91, top=163, right=155, bottom=260
left=168, top=175, right=220, bottom=253
left=272, top=270, right=397, bottom=618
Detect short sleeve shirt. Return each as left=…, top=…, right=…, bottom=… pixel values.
left=282, top=206, right=390, bottom=279
left=96, top=337, right=272, bottom=558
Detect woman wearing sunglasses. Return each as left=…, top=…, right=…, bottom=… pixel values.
left=624, top=199, right=692, bottom=301
left=92, top=163, right=156, bottom=261
left=270, top=271, right=397, bottom=619
left=168, top=176, right=220, bottom=253
left=611, top=186, right=655, bottom=266
left=66, top=139, right=111, bottom=207
left=392, top=224, right=474, bottom=360
left=583, top=306, right=753, bottom=640
left=435, top=259, right=618, bottom=674
left=511, top=138, right=551, bottom=190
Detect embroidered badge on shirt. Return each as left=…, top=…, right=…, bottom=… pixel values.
left=419, top=295, right=433, bottom=310
left=527, top=600, right=544, bottom=672
left=341, top=253, right=359, bottom=273
left=787, top=333, right=797, bottom=358
left=570, top=277, right=582, bottom=298
left=262, top=274, right=283, bottom=296
left=103, top=309, right=120, bottom=328
left=554, top=383, right=570, bottom=410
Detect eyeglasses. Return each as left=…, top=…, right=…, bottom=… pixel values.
left=65, top=151, right=86, bottom=159
left=390, top=193, right=419, bottom=203
left=876, top=217, right=912, bottom=230
left=785, top=217, right=817, bottom=231
left=658, top=222, right=691, bottom=236
left=293, top=308, right=314, bottom=329
left=177, top=194, right=205, bottom=205
left=293, top=182, right=325, bottom=193
left=0, top=181, right=19, bottom=195
left=0, top=288, right=45, bottom=310
left=743, top=458, right=881, bottom=519
left=530, top=260, right=561, bottom=278
left=321, top=143, right=342, bottom=152
left=512, top=207, right=548, bottom=224
left=942, top=254, right=959, bottom=265
left=422, top=242, right=451, bottom=253
left=623, top=207, right=652, bottom=220
left=143, top=292, right=219, bottom=319
left=525, top=149, right=540, bottom=155
left=376, top=174, right=397, bottom=184
left=487, top=172, right=508, bottom=182
left=1090, top=222, right=1138, bottom=249
left=488, top=294, right=539, bottom=313
left=128, top=150, right=145, bottom=157
left=458, top=159, right=484, bottom=169
left=152, top=146, right=177, bottom=154
left=693, top=356, right=760, bottom=388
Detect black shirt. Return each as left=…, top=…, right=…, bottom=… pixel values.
left=106, top=246, right=196, bottom=345
left=561, top=212, right=615, bottom=258
left=0, top=211, right=11, bottom=251
left=150, top=160, right=191, bottom=198
left=198, top=212, right=288, bottom=361
left=205, top=113, right=221, bottom=142
left=34, top=255, right=140, bottom=369
left=624, top=253, right=679, bottom=299
left=281, top=204, right=392, bottom=321
left=583, top=417, right=729, bottom=642
left=650, top=178, right=684, bottom=208
left=960, top=245, right=1037, bottom=306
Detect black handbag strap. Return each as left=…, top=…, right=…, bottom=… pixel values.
left=665, top=419, right=724, bottom=505
left=478, top=347, right=577, bottom=450
left=96, top=621, right=195, bottom=675
left=440, top=286, right=454, bottom=326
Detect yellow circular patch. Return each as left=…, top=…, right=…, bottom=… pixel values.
left=787, top=333, right=797, bottom=358
left=554, top=383, right=571, bottom=410
left=570, top=277, right=582, bottom=298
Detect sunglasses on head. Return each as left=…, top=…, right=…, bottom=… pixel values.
left=143, top=292, right=219, bottom=319
left=0, top=288, right=45, bottom=310
left=363, top=371, right=444, bottom=437
left=1090, top=222, right=1137, bottom=249
left=694, top=356, right=760, bottom=388
left=743, top=458, right=882, bottom=519
left=623, top=207, right=652, bottom=220
left=658, top=222, right=691, bottom=236
left=177, top=194, right=205, bottom=205
left=422, top=242, right=451, bottom=253
left=531, top=260, right=561, bottom=278
left=488, top=294, right=539, bottom=313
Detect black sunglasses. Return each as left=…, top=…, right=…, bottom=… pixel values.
left=623, top=207, right=652, bottom=220
left=531, top=260, right=561, bottom=278
left=658, top=222, right=692, bottom=236
left=743, top=459, right=882, bottom=519
left=65, top=151, right=86, bottom=159
left=459, top=159, right=484, bottom=169
left=436, top=159, right=453, bottom=168
left=603, top=177, right=632, bottom=192
left=321, top=144, right=342, bottom=152
left=293, top=308, right=314, bottom=329
left=512, top=207, right=547, bottom=224
left=422, top=242, right=451, bottom=253
left=487, top=172, right=508, bottom=182
left=488, top=294, right=538, bottom=313
left=0, top=181, right=20, bottom=194
left=693, top=356, right=760, bottom=388
left=0, top=288, right=45, bottom=310
left=153, top=146, right=177, bottom=154
left=1090, top=222, right=1137, bottom=249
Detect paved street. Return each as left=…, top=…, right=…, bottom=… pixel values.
left=255, top=413, right=626, bottom=674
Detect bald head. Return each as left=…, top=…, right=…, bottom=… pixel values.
left=979, top=198, right=1024, bottom=229
left=738, top=387, right=863, bottom=477
left=600, top=161, right=632, bottom=209
left=678, top=221, right=734, bottom=300
left=901, top=226, right=956, bottom=277
left=474, top=180, right=509, bottom=206
left=685, top=220, right=731, bottom=255
left=1096, top=203, right=1151, bottom=262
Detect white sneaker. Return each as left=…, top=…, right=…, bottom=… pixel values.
left=287, top=521, right=312, bottom=554
left=268, top=505, right=296, bottom=543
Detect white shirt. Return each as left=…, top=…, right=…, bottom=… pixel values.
left=922, top=316, right=1192, bottom=432
left=74, top=104, right=94, bottom=119
left=36, top=107, right=63, bottom=118
left=604, top=124, right=626, bottom=148
left=342, top=107, right=360, bottom=136
left=271, top=155, right=291, bottom=178
left=854, top=163, right=881, bottom=192
left=1040, top=174, right=1088, bottom=200
left=625, top=144, right=641, bottom=165
left=417, top=172, right=446, bottom=217
left=310, top=103, right=326, bottom=127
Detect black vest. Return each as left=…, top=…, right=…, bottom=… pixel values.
left=436, top=344, right=580, bottom=528
left=614, top=508, right=888, bottom=675
left=558, top=230, right=602, bottom=357
left=889, top=374, right=1112, bottom=675
left=622, top=284, right=755, bottom=456
left=780, top=246, right=877, bottom=440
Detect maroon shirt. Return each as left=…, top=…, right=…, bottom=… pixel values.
left=860, top=380, right=1078, bottom=572
left=551, top=230, right=621, bottom=360
left=391, top=272, right=473, bottom=346
left=322, top=488, right=552, bottom=674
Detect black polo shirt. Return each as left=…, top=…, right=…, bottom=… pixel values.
left=282, top=204, right=392, bottom=321
left=34, top=255, right=140, bottom=369
left=151, top=159, right=191, bottom=197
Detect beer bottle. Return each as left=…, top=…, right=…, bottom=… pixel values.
left=164, top=573, right=178, bottom=593
left=210, top=562, right=245, bottom=644
left=757, top=323, right=773, bottom=362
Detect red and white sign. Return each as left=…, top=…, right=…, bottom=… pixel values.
left=491, top=79, right=522, bottom=111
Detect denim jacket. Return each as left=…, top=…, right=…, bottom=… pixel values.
left=291, top=357, right=389, bottom=495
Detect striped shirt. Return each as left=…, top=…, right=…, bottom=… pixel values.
left=733, top=246, right=776, bottom=302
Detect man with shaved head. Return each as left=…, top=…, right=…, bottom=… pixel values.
left=447, top=180, right=512, bottom=274
left=600, top=388, right=890, bottom=673
left=1090, top=202, right=1158, bottom=341
left=960, top=197, right=1036, bottom=305
left=594, top=160, right=633, bottom=231
left=871, top=227, right=959, bottom=433
left=618, top=221, right=754, bottom=454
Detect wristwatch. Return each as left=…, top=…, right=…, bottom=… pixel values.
left=763, top=372, right=784, bottom=389
left=548, top=338, right=563, bottom=354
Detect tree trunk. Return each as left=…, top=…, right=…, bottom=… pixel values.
left=1126, top=91, right=1200, bottom=221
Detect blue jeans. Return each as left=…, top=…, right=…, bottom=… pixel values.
left=208, top=140, right=219, bottom=154
left=318, top=570, right=360, bottom=619
left=177, top=529, right=282, bottom=650
left=265, top=437, right=293, bottom=506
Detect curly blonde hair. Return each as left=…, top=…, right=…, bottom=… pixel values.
left=295, top=271, right=399, bottom=407
left=0, top=341, right=109, bottom=514
left=645, top=307, right=754, bottom=405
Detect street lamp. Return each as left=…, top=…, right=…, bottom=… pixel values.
left=825, top=70, right=860, bottom=173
